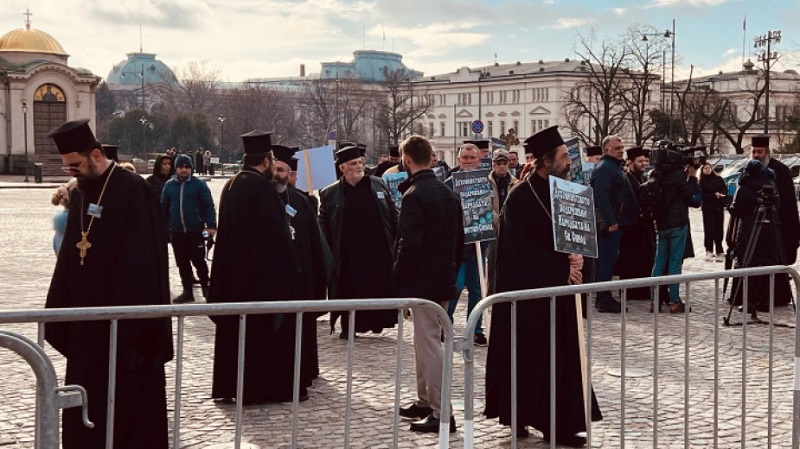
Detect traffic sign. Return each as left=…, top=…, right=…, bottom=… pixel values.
left=470, top=120, right=484, bottom=134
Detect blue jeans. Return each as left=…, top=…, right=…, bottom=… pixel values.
left=651, top=225, right=688, bottom=303
left=447, top=259, right=484, bottom=335
left=595, top=229, right=622, bottom=302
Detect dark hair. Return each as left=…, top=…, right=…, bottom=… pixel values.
left=243, top=152, right=270, bottom=167
left=400, top=135, right=433, bottom=166
left=533, top=148, right=557, bottom=170
left=698, top=162, right=719, bottom=181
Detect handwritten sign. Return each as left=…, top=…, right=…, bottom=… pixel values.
left=382, top=172, right=408, bottom=207
left=452, top=169, right=495, bottom=244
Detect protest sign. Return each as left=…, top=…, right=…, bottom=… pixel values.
left=452, top=169, right=495, bottom=244
left=295, top=144, right=336, bottom=192
left=382, top=172, right=408, bottom=207
left=565, top=137, right=585, bottom=184
left=549, top=175, right=598, bottom=258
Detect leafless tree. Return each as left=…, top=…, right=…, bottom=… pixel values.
left=160, top=60, right=222, bottom=116
left=563, top=31, right=633, bottom=146
left=374, top=68, right=433, bottom=145
left=303, top=77, right=375, bottom=146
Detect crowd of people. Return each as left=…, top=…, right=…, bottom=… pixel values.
left=44, top=116, right=799, bottom=448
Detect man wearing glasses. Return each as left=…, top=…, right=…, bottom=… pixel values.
left=45, top=119, right=173, bottom=448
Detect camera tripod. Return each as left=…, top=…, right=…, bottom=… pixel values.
left=722, top=198, right=796, bottom=327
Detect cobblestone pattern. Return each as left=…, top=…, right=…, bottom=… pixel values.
left=0, top=185, right=798, bottom=448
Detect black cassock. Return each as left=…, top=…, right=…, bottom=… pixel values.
left=616, top=171, right=655, bottom=300
left=279, top=185, right=331, bottom=383
left=208, top=167, right=301, bottom=404
left=45, top=165, right=173, bottom=449
left=484, top=173, right=602, bottom=436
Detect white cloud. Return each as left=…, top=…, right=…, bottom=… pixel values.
left=552, top=17, right=595, bottom=29
left=611, top=8, right=626, bottom=15
left=723, top=48, right=739, bottom=57
left=648, top=0, right=733, bottom=7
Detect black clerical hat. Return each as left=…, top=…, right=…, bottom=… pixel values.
left=335, top=145, right=362, bottom=164
left=288, top=157, right=298, bottom=171
left=101, top=144, right=119, bottom=162
left=388, top=144, right=400, bottom=157
left=240, top=130, right=272, bottom=155
left=626, top=146, right=645, bottom=160
left=464, top=140, right=490, bottom=150
left=272, top=145, right=297, bottom=165
left=357, top=143, right=367, bottom=157
left=524, top=125, right=564, bottom=158
left=337, top=141, right=357, bottom=150
left=751, top=134, right=770, bottom=148
left=48, top=119, right=101, bottom=155
left=585, top=145, right=602, bottom=157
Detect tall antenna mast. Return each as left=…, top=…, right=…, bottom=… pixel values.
left=139, top=23, right=143, bottom=52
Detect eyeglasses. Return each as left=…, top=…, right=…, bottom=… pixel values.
left=61, top=158, right=88, bottom=174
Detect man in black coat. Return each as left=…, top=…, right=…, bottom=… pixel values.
left=45, top=119, right=173, bottom=449
left=208, top=130, right=302, bottom=404
left=393, top=135, right=463, bottom=434
left=318, top=145, right=399, bottom=338
left=484, top=125, right=602, bottom=446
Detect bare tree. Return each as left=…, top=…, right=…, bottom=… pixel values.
left=303, top=77, right=374, bottom=145
left=374, top=68, right=433, bottom=145
left=563, top=31, right=633, bottom=146
left=160, top=60, right=222, bottom=116
left=711, top=76, right=767, bottom=154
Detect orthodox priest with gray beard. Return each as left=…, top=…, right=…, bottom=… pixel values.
left=208, top=131, right=303, bottom=404
left=45, top=119, right=173, bottom=449
left=318, top=144, right=399, bottom=338
left=485, top=125, right=602, bottom=447
left=272, top=144, right=330, bottom=384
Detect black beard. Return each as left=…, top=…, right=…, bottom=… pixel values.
left=262, top=170, right=273, bottom=181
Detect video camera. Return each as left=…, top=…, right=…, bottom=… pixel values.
left=650, top=140, right=707, bottom=169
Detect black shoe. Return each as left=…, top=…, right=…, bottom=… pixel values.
left=596, top=297, right=621, bottom=314
left=409, top=414, right=456, bottom=433
left=399, top=403, right=432, bottom=419
left=213, top=397, right=235, bottom=404
left=172, top=291, right=195, bottom=304
left=515, top=426, right=529, bottom=438
left=473, top=333, right=488, bottom=347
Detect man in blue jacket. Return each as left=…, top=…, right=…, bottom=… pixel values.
left=162, top=154, right=217, bottom=303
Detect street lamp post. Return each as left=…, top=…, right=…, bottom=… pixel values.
left=644, top=25, right=675, bottom=138
left=139, top=117, right=153, bottom=156
left=21, top=100, right=28, bottom=182
left=754, top=30, right=782, bottom=133
left=217, top=114, right=225, bottom=160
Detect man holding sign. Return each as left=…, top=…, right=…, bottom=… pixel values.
left=484, top=125, right=602, bottom=446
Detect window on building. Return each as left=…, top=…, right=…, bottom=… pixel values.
left=512, top=120, right=519, bottom=133
left=467, top=93, right=472, bottom=105
left=488, top=121, right=493, bottom=137
left=429, top=122, right=434, bottom=137
left=440, top=122, right=446, bottom=137
left=500, top=121, right=506, bottom=135
left=440, top=94, right=447, bottom=105
left=460, top=121, right=469, bottom=137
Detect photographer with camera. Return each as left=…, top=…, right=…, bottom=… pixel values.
left=727, top=135, right=799, bottom=310
left=646, top=142, right=702, bottom=313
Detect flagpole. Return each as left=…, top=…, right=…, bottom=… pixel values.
left=742, top=15, right=747, bottom=70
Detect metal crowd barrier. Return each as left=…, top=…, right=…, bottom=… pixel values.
left=0, top=298, right=454, bottom=449
left=460, top=265, right=800, bottom=449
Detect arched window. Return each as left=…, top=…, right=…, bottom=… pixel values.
left=33, top=83, right=67, bottom=154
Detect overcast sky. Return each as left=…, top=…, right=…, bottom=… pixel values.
left=6, top=0, right=800, bottom=82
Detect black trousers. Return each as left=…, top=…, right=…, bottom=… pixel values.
left=702, top=207, right=725, bottom=254
left=171, top=232, right=209, bottom=291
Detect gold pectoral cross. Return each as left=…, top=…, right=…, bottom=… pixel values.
left=76, top=231, right=92, bottom=266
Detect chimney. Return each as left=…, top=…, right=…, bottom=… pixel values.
left=300, top=64, right=306, bottom=77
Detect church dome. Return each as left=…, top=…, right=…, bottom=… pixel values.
left=0, top=25, right=67, bottom=56
left=107, top=52, right=177, bottom=86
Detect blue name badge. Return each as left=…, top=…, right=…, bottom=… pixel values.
left=285, top=203, right=297, bottom=218
left=87, top=203, right=103, bottom=219
left=376, top=191, right=385, bottom=200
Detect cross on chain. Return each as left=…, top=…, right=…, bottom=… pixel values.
left=76, top=231, right=92, bottom=266
left=289, top=225, right=296, bottom=240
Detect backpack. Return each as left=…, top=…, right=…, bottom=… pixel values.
left=639, top=177, right=665, bottom=222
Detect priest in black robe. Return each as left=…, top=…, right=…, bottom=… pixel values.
left=45, top=119, right=173, bottom=449
left=208, top=130, right=302, bottom=404
left=616, top=146, right=655, bottom=300
left=318, top=145, right=399, bottom=338
left=484, top=125, right=602, bottom=447
left=273, top=145, right=331, bottom=383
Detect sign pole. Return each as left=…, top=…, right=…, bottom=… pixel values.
left=475, top=242, right=487, bottom=298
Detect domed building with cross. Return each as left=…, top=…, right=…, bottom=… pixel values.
left=0, top=13, right=100, bottom=175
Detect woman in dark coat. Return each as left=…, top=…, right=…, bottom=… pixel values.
left=699, top=162, right=727, bottom=261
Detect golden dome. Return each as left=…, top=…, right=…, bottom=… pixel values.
left=0, top=25, right=66, bottom=56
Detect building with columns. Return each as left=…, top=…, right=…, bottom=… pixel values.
left=0, top=16, right=100, bottom=174
left=412, top=59, right=661, bottom=166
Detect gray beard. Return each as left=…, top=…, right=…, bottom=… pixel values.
left=274, top=181, right=288, bottom=193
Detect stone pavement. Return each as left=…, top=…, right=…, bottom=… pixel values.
left=0, top=181, right=798, bottom=448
